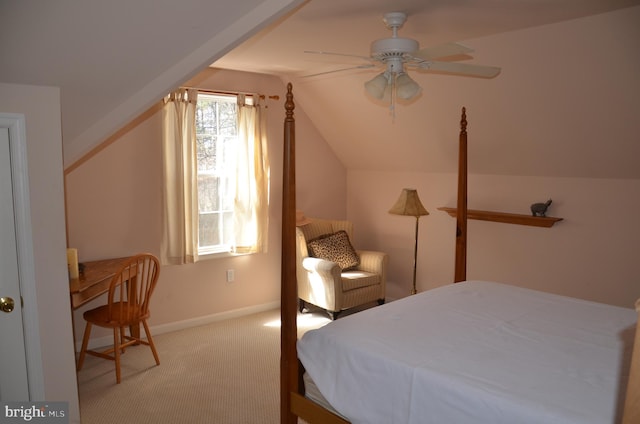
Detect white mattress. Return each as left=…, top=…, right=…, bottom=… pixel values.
left=297, top=281, right=637, bottom=424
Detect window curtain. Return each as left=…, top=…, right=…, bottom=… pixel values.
left=232, top=95, right=270, bottom=254
left=161, top=88, right=199, bottom=264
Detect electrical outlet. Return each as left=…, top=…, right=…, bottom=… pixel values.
left=226, top=269, right=235, bottom=283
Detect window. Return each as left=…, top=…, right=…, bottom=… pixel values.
left=195, top=93, right=246, bottom=254
left=161, top=88, right=268, bottom=264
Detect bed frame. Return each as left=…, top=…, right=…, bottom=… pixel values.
left=278, top=83, right=639, bottom=424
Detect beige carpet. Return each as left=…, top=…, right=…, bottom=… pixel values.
left=77, top=308, right=330, bottom=424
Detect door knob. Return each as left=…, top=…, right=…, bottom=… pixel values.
left=0, top=297, right=15, bottom=313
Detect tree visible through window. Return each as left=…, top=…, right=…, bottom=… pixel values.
left=195, top=93, right=239, bottom=254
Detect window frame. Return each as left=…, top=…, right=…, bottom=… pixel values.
left=195, top=92, right=240, bottom=257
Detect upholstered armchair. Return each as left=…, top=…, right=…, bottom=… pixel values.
left=296, top=218, right=388, bottom=320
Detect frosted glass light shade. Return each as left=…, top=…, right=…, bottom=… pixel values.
left=396, top=73, right=421, bottom=100
left=364, top=73, right=389, bottom=99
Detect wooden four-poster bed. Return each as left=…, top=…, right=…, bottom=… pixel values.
left=279, top=83, right=640, bottom=424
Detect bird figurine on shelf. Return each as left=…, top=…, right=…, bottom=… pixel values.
left=530, top=199, right=552, bottom=217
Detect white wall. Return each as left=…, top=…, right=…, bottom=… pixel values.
left=348, top=170, right=640, bottom=308
left=0, top=83, right=80, bottom=422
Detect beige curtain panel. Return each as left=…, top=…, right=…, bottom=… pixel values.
left=232, top=95, right=270, bottom=254
left=161, top=88, right=199, bottom=265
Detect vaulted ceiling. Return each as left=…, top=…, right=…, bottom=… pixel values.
left=217, top=0, right=640, bottom=77
left=0, top=0, right=305, bottom=165
left=2, top=0, right=639, bottom=178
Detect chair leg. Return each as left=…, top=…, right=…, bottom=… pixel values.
left=76, top=322, right=93, bottom=371
left=113, top=328, right=121, bottom=384
left=298, top=299, right=306, bottom=313
left=142, top=320, right=160, bottom=365
left=119, top=326, right=127, bottom=354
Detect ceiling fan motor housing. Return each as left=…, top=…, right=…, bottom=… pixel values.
left=304, top=10, right=500, bottom=81
left=372, top=12, right=419, bottom=63
left=371, top=38, right=419, bottom=61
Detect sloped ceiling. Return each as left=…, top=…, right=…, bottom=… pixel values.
left=0, top=0, right=305, bottom=165
left=217, top=0, right=640, bottom=76
left=216, top=0, right=640, bottom=179
left=1, top=0, right=639, bottom=178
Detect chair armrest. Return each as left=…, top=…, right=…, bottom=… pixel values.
left=302, top=257, right=342, bottom=277
left=356, top=250, right=388, bottom=274
left=300, top=257, right=342, bottom=296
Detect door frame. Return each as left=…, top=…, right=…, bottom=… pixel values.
left=1, top=113, right=44, bottom=399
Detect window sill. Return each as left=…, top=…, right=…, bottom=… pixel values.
left=198, top=251, right=232, bottom=260
left=197, top=250, right=252, bottom=261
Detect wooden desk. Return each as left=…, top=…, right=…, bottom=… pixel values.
left=69, top=257, right=131, bottom=310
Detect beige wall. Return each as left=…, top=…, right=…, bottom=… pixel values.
left=289, top=7, right=640, bottom=182
left=65, top=69, right=346, bottom=341
left=0, top=83, right=80, bottom=422
left=348, top=170, right=640, bottom=307
left=66, top=61, right=640, bottom=351
left=1, top=8, right=636, bottom=422
left=341, top=10, right=640, bottom=308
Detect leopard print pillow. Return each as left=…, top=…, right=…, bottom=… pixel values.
left=307, top=230, right=360, bottom=271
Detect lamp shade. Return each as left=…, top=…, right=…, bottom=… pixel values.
left=389, top=188, right=429, bottom=217
left=296, top=210, right=312, bottom=226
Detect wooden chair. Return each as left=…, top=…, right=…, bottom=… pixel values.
left=76, top=253, right=161, bottom=383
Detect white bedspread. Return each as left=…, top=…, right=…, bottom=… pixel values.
left=297, top=281, right=637, bottom=424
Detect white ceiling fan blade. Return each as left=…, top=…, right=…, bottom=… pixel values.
left=304, top=50, right=373, bottom=62
left=422, top=61, right=501, bottom=78
left=413, top=42, right=474, bottom=60
left=301, top=64, right=376, bottom=78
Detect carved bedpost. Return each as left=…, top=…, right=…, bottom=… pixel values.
left=454, top=107, right=468, bottom=283
left=280, top=83, right=298, bottom=424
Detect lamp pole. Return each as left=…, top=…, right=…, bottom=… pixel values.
left=411, top=216, right=420, bottom=295
left=388, top=188, right=428, bottom=296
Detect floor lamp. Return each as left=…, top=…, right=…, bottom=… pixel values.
left=389, top=188, right=429, bottom=295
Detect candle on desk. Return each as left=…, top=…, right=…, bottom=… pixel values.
left=67, top=248, right=79, bottom=279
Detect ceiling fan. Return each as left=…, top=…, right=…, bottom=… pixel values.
left=304, top=12, right=501, bottom=103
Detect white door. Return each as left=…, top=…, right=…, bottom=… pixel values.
left=0, top=125, right=30, bottom=400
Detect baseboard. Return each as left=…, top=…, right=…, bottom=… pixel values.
left=76, top=300, right=281, bottom=351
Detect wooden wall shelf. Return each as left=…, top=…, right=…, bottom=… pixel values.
left=438, top=207, right=563, bottom=228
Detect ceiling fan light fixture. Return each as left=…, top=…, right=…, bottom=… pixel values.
left=396, top=72, right=421, bottom=100
left=303, top=11, right=500, bottom=113
left=364, top=72, right=390, bottom=99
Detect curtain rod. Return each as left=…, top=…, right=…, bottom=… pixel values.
left=181, top=86, right=280, bottom=101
